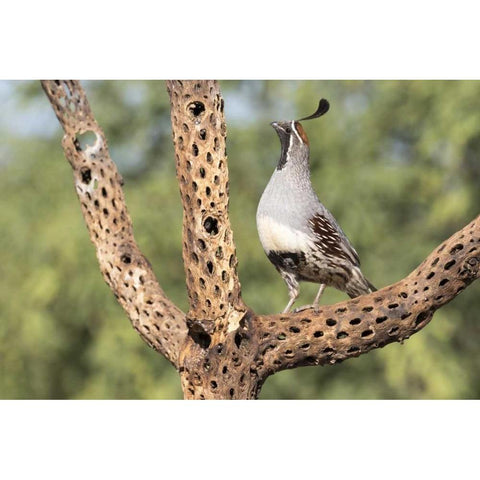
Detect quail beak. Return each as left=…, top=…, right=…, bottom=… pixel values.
left=271, top=122, right=282, bottom=132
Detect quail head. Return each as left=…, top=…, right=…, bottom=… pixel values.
left=256, top=99, right=376, bottom=313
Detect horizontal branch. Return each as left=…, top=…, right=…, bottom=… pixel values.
left=41, top=80, right=187, bottom=368
left=253, top=215, right=480, bottom=377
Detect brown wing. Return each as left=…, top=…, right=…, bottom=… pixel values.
left=309, top=213, right=361, bottom=266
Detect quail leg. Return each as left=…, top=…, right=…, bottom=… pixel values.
left=293, top=284, right=326, bottom=313
left=283, top=288, right=299, bottom=313
left=312, top=283, right=326, bottom=312
left=282, top=275, right=299, bottom=313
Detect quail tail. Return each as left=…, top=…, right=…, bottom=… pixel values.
left=366, top=278, right=377, bottom=293
left=345, top=266, right=376, bottom=298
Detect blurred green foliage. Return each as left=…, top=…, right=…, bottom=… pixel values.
left=0, top=80, right=478, bottom=399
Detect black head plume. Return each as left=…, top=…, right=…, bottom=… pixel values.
left=297, top=98, right=330, bottom=122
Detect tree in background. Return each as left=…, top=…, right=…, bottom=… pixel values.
left=0, top=80, right=479, bottom=399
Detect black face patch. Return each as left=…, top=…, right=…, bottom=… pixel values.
left=272, top=123, right=291, bottom=170
left=267, top=250, right=305, bottom=271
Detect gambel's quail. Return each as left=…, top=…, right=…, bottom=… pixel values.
left=256, top=99, right=376, bottom=313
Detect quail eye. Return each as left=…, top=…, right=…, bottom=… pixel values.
left=285, top=127, right=291, bottom=133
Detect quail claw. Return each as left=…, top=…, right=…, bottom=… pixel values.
left=292, top=304, right=315, bottom=313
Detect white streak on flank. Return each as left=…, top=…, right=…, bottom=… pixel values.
left=257, top=215, right=312, bottom=253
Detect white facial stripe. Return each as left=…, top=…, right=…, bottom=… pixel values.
left=291, top=120, right=303, bottom=143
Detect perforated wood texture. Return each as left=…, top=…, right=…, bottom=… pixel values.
left=166, top=81, right=246, bottom=323
left=166, top=80, right=255, bottom=398
left=41, top=81, right=187, bottom=368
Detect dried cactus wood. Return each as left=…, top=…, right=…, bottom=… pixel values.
left=43, top=80, right=480, bottom=400
left=40, top=81, right=187, bottom=368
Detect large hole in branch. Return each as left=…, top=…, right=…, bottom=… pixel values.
left=203, top=216, right=219, bottom=235
left=188, top=320, right=212, bottom=349
left=80, top=167, right=92, bottom=184
left=188, top=101, right=205, bottom=117
left=75, top=131, right=97, bottom=152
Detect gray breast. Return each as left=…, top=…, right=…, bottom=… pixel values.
left=257, top=166, right=322, bottom=234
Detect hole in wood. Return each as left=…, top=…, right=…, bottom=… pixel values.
left=204, top=216, right=219, bottom=235
left=192, top=330, right=211, bottom=349
left=450, top=244, right=464, bottom=255
left=74, top=131, right=97, bottom=152
left=415, top=311, right=429, bottom=326
left=80, top=167, right=92, bottom=184
left=121, top=254, right=131, bottom=264
left=444, top=259, right=456, bottom=270
left=235, top=332, right=246, bottom=348
left=188, top=101, right=205, bottom=117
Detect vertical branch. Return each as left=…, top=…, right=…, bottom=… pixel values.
left=42, top=80, right=187, bottom=368
left=166, top=81, right=246, bottom=334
